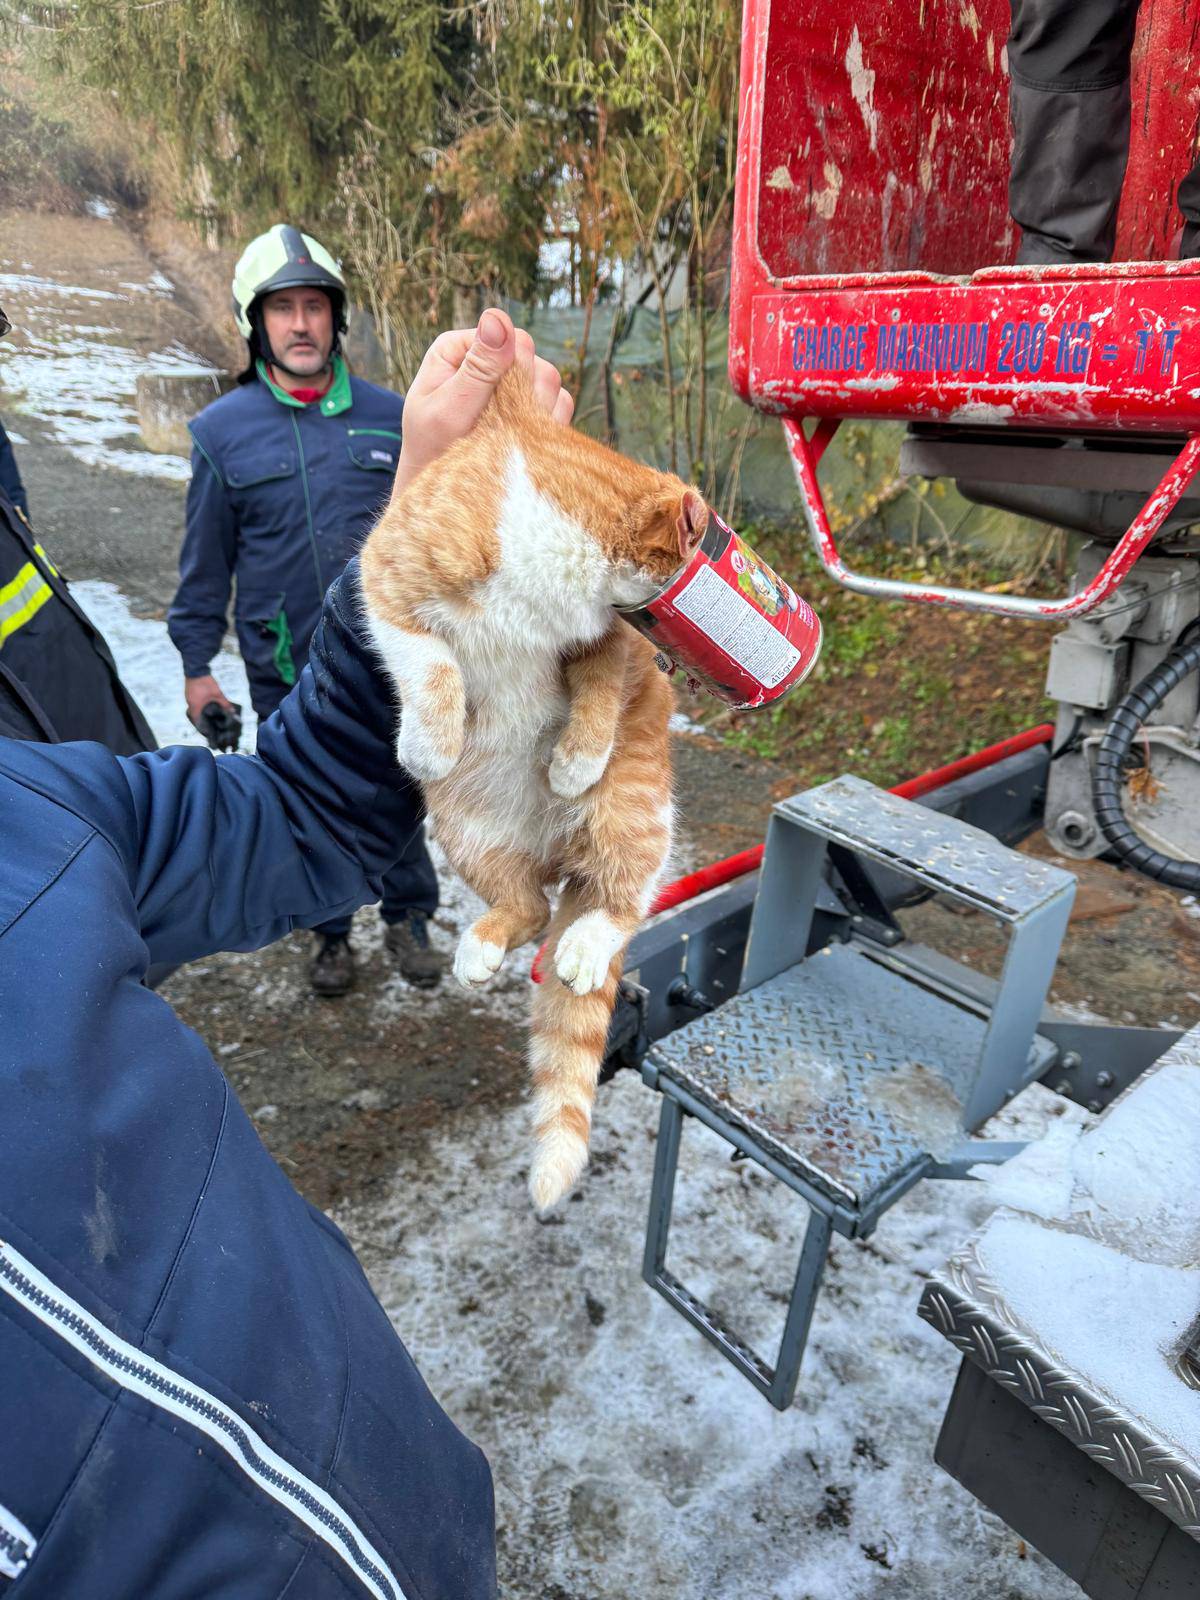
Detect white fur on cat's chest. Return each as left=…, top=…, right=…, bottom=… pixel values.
left=418, top=452, right=617, bottom=860
left=483, top=445, right=614, bottom=649
left=425, top=446, right=614, bottom=741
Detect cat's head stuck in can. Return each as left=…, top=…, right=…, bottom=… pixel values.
left=616, top=506, right=821, bottom=710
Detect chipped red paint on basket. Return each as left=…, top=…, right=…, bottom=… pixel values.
left=732, top=0, right=1200, bottom=428
left=729, top=0, right=1200, bottom=616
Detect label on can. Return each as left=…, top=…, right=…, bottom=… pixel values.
left=617, top=512, right=822, bottom=710
left=671, top=563, right=802, bottom=689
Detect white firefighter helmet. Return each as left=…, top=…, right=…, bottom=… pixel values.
left=231, top=224, right=349, bottom=339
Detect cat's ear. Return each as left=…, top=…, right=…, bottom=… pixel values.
left=676, top=490, right=709, bottom=558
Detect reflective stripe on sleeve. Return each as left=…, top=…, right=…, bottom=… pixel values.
left=0, top=562, right=53, bottom=646
left=33, top=542, right=59, bottom=577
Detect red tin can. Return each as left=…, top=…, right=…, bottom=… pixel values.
left=617, top=511, right=822, bottom=709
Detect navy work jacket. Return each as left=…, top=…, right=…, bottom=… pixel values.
left=168, top=361, right=402, bottom=717
left=0, top=489, right=153, bottom=751
left=0, top=563, right=495, bottom=1598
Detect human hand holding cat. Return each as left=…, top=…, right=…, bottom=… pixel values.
left=393, top=308, right=575, bottom=496
left=379, top=310, right=577, bottom=783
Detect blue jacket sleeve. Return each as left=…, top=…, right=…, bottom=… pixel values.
left=0, top=561, right=421, bottom=966
left=167, top=438, right=237, bottom=678
left=0, top=418, right=29, bottom=519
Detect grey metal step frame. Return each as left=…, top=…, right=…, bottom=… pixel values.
left=742, top=777, right=1078, bottom=1128
left=637, top=775, right=1079, bottom=1409
left=641, top=1078, right=835, bottom=1408
left=618, top=753, right=1178, bottom=1408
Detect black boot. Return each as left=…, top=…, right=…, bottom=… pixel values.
left=309, top=933, right=355, bottom=997
left=383, top=910, right=445, bottom=990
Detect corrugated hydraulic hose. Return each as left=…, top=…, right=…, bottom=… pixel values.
left=1091, top=637, right=1200, bottom=889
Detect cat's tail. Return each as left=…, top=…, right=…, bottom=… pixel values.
left=526, top=895, right=627, bottom=1211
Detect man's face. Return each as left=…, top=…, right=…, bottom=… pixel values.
left=260, top=288, right=334, bottom=376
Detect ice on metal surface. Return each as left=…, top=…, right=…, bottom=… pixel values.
left=925, top=1026, right=1200, bottom=1535
left=970, top=1046, right=1200, bottom=1268
left=977, top=1219, right=1200, bottom=1464
left=651, top=942, right=982, bottom=1206
left=780, top=775, right=1074, bottom=918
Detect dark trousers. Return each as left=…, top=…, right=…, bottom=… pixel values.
left=1009, top=0, right=1200, bottom=263
left=254, top=688, right=439, bottom=941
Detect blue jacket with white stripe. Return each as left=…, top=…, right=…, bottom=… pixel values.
left=0, top=562, right=495, bottom=1599
left=167, top=364, right=402, bottom=717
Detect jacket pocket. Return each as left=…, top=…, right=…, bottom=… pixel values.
left=223, top=451, right=296, bottom=491
left=346, top=433, right=399, bottom=474
left=234, top=591, right=297, bottom=687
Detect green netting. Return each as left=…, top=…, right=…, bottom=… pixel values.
left=491, top=298, right=805, bottom=526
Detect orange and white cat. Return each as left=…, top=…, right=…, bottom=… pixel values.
left=360, top=367, right=708, bottom=1209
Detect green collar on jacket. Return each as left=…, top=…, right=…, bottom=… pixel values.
left=256, top=354, right=352, bottom=417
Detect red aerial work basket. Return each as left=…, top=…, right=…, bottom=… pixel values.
left=729, top=0, right=1200, bottom=618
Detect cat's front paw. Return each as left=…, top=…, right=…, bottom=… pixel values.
left=548, top=742, right=612, bottom=799
left=554, top=910, right=624, bottom=996
left=396, top=719, right=459, bottom=783
left=454, top=928, right=506, bottom=988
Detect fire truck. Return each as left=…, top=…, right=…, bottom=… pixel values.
left=611, top=4, right=1200, bottom=1593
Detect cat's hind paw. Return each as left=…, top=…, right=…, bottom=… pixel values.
left=453, top=928, right=506, bottom=988
left=553, top=910, right=624, bottom=996
left=548, top=743, right=611, bottom=799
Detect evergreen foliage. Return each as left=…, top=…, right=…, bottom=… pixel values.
left=24, top=0, right=742, bottom=483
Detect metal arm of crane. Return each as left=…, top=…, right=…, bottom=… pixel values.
left=783, top=418, right=1200, bottom=620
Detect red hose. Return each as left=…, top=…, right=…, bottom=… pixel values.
left=530, top=722, right=1055, bottom=980
left=649, top=844, right=766, bottom=914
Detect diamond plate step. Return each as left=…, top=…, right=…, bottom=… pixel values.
left=779, top=775, right=1073, bottom=920
left=650, top=942, right=994, bottom=1217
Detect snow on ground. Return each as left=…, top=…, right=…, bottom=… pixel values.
left=0, top=244, right=216, bottom=480
left=69, top=578, right=258, bottom=750
left=669, top=707, right=708, bottom=737
left=343, top=1081, right=1090, bottom=1598
left=74, top=574, right=1089, bottom=1593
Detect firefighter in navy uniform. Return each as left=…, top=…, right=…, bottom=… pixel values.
left=0, top=487, right=154, bottom=750
left=168, top=224, right=443, bottom=996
